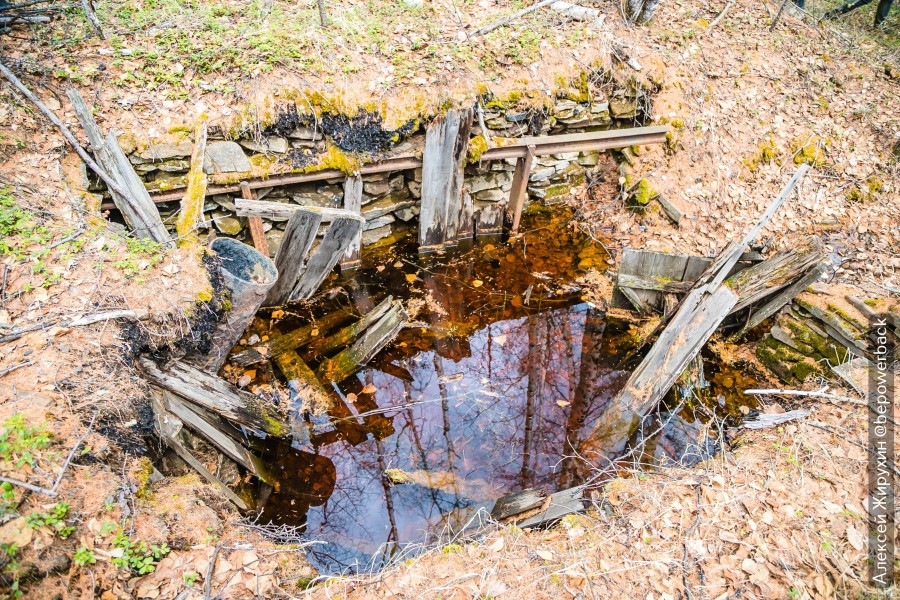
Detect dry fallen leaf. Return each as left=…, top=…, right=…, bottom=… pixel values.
left=487, top=537, right=504, bottom=552
left=361, top=383, right=377, bottom=394
left=557, top=400, right=571, bottom=407
left=345, top=393, right=358, bottom=404
left=405, top=273, right=417, bottom=283
left=535, top=549, right=553, bottom=561
left=472, top=279, right=483, bottom=288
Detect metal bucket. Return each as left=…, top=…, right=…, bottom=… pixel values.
left=198, top=238, right=278, bottom=373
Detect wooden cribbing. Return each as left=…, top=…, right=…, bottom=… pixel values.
left=175, top=115, right=208, bottom=245
left=341, top=174, right=363, bottom=269
left=290, top=214, right=365, bottom=301
left=317, top=302, right=408, bottom=383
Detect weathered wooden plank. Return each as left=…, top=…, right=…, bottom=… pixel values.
left=175, top=117, right=208, bottom=244
left=307, top=296, right=393, bottom=357
left=273, top=349, right=334, bottom=413
left=734, top=263, right=826, bottom=338
left=138, top=357, right=288, bottom=437
left=617, top=273, right=695, bottom=294
left=419, top=108, right=473, bottom=250
left=290, top=214, right=365, bottom=300
left=515, top=487, right=584, bottom=528
left=457, top=190, right=474, bottom=242
left=584, top=284, right=739, bottom=463
left=656, top=194, right=684, bottom=226
left=159, top=389, right=274, bottom=484
left=506, top=144, right=535, bottom=236
left=234, top=198, right=351, bottom=222
left=490, top=488, right=545, bottom=520
left=619, top=286, right=653, bottom=316
left=105, top=132, right=171, bottom=244
left=263, top=207, right=323, bottom=306
left=340, top=174, right=363, bottom=269
left=725, top=236, right=824, bottom=313
left=150, top=391, right=250, bottom=510
left=317, top=302, right=408, bottom=383
left=474, top=202, right=504, bottom=236
left=66, top=89, right=169, bottom=243
left=240, top=182, right=270, bottom=255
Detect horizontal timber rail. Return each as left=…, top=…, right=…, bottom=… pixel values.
left=111, top=126, right=668, bottom=209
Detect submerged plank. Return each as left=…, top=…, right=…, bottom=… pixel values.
left=317, top=302, right=408, bottom=383
left=229, top=310, right=353, bottom=367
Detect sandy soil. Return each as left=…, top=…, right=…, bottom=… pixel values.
left=0, top=0, right=897, bottom=597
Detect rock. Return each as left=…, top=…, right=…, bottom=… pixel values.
left=590, top=101, right=610, bottom=114
left=505, top=111, right=530, bottom=123
left=212, top=213, right=243, bottom=235
left=394, top=205, right=420, bottom=221
left=211, top=195, right=236, bottom=211
left=291, top=191, right=341, bottom=209
left=498, top=123, right=529, bottom=137
left=529, top=167, right=556, bottom=183
left=204, top=141, right=252, bottom=174
left=365, top=214, right=395, bottom=230
left=134, top=142, right=193, bottom=163
left=362, top=224, right=393, bottom=245
left=287, top=126, right=322, bottom=141
left=239, top=137, right=289, bottom=154
left=473, top=188, right=507, bottom=203
left=552, top=152, right=580, bottom=161
left=364, top=173, right=405, bottom=197
left=412, top=168, right=423, bottom=182
left=578, top=151, right=601, bottom=167
left=147, top=172, right=186, bottom=192
left=486, top=117, right=509, bottom=129
left=362, top=190, right=414, bottom=220
left=609, top=92, right=638, bottom=119
left=553, top=99, right=577, bottom=119
left=527, top=186, right=546, bottom=199
left=265, top=229, right=285, bottom=254
left=467, top=172, right=512, bottom=194
left=407, top=180, right=421, bottom=198
left=490, top=161, right=516, bottom=172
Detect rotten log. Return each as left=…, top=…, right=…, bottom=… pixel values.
left=317, top=302, right=408, bottom=383
left=229, top=309, right=353, bottom=367
left=175, top=116, right=207, bottom=243
left=290, top=214, right=365, bottom=301
left=733, top=263, right=826, bottom=338
left=150, top=391, right=250, bottom=511
left=138, top=357, right=289, bottom=437
left=263, top=207, right=323, bottom=306
left=306, top=296, right=393, bottom=357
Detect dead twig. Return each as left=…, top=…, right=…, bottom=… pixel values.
left=204, top=546, right=220, bottom=599
left=705, top=0, right=734, bottom=32
left=743, top=386, right=865, bottom=405
left=471, top=0, right=559, bottom=37
left=0, top=361, right=30, bottom=378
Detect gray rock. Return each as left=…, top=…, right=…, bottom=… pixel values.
left=239, top=137, right=289, bottom=154
left=363, top=173, right=404, bottom=196
left=553, top=99, right=577, bottom=118
left=394, top=205, right=420, bottom=221
left=265, top=229, right=285, bottom=254
left=529, top=167, right=556, bottom=182
left=362, top=190, right=414, bottom=220
left=590, top=101, right=610, bottom=114
left=505, top=111, right=530, bottom=123
left=287, top=126, right=322, bottom=141
left=578, top=151, right=601, bottom=167
left=212, top=212, right=243, bottom=235
left=204, top=141, right=252, bottom=174
left=134, top=142, right=193, bottom=162
left=407, top=180, right=421, bottom=198
left=467, top=172, right=511, bottom=194
left=412, top=168, right=423, bottom=183
left=490, top=161, right=516, bottom=172
left=362, top=224, right=393, bottom=245
left=486, top=117, right=509, bottom=129
left=610, top=92, right=638, bottom=118
left=473, top=188, right=507, bottom=203
left=291, top=190, right=341, bottom=209
left=364, top=214, right=395, bottom=230
left=211, top=195, right=236, bottom=211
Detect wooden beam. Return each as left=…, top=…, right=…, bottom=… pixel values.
left=317, top=302, right=407, bottom=383
left=340, top=174, right=363, bottom=269
left=229, top=309, right=352, bottom=366
left=290, top=214, right=365, bottom=300
left=263, top=207, right=323, bottom=306
left=234, top=198, right=350, bottom=221
left=507, top=144, right=535, bottom=236
left=733, top=263, right=825, bottom=338
left=240, top=182, right=270, bottom=255
left=132, top=126, right=669, bottom=207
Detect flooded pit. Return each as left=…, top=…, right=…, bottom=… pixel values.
left=223, top=204, right=759, bottom=574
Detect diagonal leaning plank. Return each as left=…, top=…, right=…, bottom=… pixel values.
left=264, top=207, right=323, bottom=306
left=290, top=214, right=365, bottom=301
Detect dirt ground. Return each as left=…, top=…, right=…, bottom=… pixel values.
left=0, top=0, right=897, bottom=597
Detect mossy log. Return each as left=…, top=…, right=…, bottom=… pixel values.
left=138, top=357, right=288, bottom=437
left=317, top=302, right=408, bottom=383
left=306, top=296, right=393, bottom=357
left=175, top=115, right=208, bottom=245
left=230, top=309, right=353, bottom=367
left=273, top=349, right=333, bottom=414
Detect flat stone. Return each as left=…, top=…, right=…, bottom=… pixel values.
left=134, top=142, right=193, bottom=162
left=486, top=117, right=509, bottom=129
left=394, top=205, right=420, bottom=221
left=590, top=101, right=610, bottom=114
left=265, top=229, right=285, bottom=254
left=287, top=126, right=322, bottom=141
left=490, top=161, right=516, bottom=172
left=468, top=172, right=511, bottom=194
left=239, top=137, right=289, bottom=154
left=577, top=151, right=601, bottom=167
left=291, top=191, right=341, bottom=209
left=211, top=195, right=236, bottom=211
left=473, top=188, right=507, bottom=203
left=529, top=167, right=556, bottom=183
left=212, top=213, right=243, bottom=235
left=364, top=214, right=395, bottom=230
left=362, top=190, right=414, bottom=220
left=407, top=180, right=421, bottom=198
left=204, top=141, right=252, bottom=174
left=363, top=173, right=405, bottom=196
left=552, top=152, right=580, bottom=161
left=505, top=111, right=530, bottom=123
left=362, top=224, right=393, bottom=245
left=412, top=168, right=423, bottom=183
left=610, top=93, right=638, bottom=119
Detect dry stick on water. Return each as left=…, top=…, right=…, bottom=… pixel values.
left=0, top=61, right=137, bottom=209
left=0, top=412, right=98, bottom=496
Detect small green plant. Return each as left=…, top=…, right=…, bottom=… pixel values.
left=0, top=413, right=52, bottom=469
left=26, top=502, right=74, bottom=538
left=73, top=546, right=97, bottom=566
left=110, top=532, right=170, bottom=574
left=182, top=571, right=200, bottom=587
